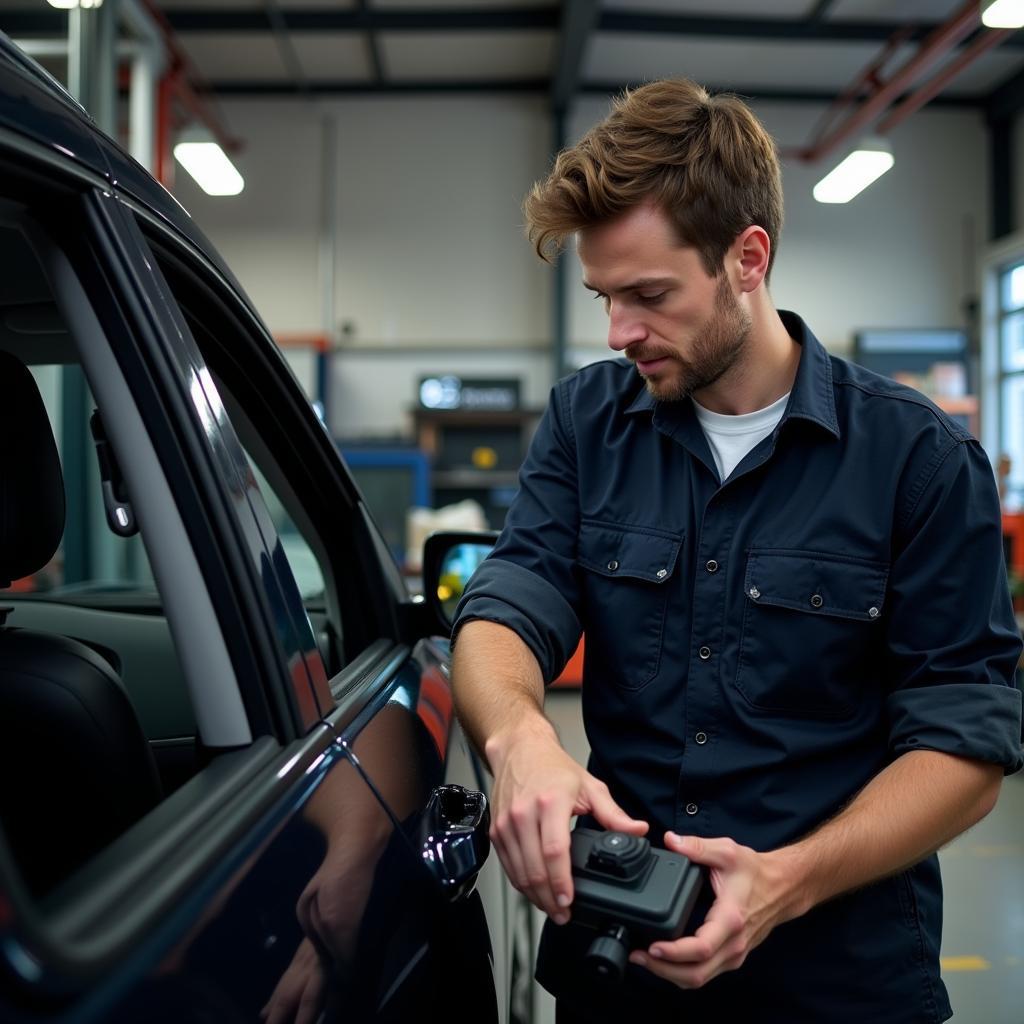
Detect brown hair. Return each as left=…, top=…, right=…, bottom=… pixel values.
left=524, top=79, right=783, bottom=278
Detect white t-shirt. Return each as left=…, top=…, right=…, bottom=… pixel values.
left=693, top=391, right=790, bottom=483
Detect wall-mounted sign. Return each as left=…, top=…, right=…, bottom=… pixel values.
left=418, top=375, right=520, bottom=411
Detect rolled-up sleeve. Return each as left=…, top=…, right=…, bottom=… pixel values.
left=452, top=379, right=583, bottom=682
left=884, top=436, right=1023, bottom=773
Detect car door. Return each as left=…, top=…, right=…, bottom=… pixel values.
left=99, top=190, right=511, bottom=1021
left=0, top=150, right=503, bottom=1022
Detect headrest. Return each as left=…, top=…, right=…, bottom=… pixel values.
left=0, top=351, right=64, bottom=587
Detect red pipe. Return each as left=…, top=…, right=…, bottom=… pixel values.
left=155, top=71, right=177, bottom=189
left=798, top=0, right=982, bottom=163
left=805, top=26, right=915, bottom=155
left=877, top=25, right=1014, bottom=134
left=140, top=0, right=241, bottom=159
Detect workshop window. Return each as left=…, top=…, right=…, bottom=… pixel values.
left=999, top=261, right=1024, bottom=503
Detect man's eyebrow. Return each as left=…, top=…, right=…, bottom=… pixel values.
left=582, top=277, right=677, bottom=293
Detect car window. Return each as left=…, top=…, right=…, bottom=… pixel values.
left=249, top=457, right=326, bottom=601
left=139, top=230, right=395, bottom=678
left=12, top=364, right=157, bottom=600
left=0, top=209, right=252, bottom=906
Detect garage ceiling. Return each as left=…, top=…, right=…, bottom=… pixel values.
left=0, top=0, right=1022, bottom=116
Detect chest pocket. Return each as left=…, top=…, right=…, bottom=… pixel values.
left=576, top=520, right=682, bottom=692
left=735, top=550, right=889, bottom=718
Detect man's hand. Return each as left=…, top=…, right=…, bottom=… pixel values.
left=487, top=725, right=648, bottom=925
left=628, top=832, right=798, bottom=989
left=260, top=937, right=328, bottom=1024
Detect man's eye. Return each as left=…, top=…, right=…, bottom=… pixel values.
left=639, top=292, right=666, bottom=305
left=592, top=293, right=610, bottom=312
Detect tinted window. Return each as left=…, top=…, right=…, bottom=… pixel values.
left=0, top=214, right=238, bottom=902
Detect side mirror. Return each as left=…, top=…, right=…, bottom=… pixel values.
left=422, top=530, right=499, bottom=631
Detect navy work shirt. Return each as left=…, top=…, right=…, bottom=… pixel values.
left=453, top=312, right=1023, bottom=1022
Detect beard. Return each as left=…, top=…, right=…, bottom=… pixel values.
left=632, top=275, right=752, bottom=402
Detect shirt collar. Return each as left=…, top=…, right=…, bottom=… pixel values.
left=623, top=310, right=840, bottom=440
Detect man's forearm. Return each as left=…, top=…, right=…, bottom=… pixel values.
left=772, top=749, right=1002, bottom=919
left=451, top=619, right=558, bottom=772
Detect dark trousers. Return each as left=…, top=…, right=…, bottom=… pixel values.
left=555, top=1002, right=592, bottom=1024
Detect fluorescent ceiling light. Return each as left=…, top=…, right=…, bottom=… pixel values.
left=982, top=0, right=1024, bottom=28
left=47, top=1, right=104, bottom=8
left=813, top=137, right=894, bottom=205
left=173, top=135, right=244, bottom=197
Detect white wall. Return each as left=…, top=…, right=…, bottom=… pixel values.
left=175, top=95, right=553, bottom=437
left=329, top=347, right=555, bottom=439
left=176, top=93, right=990, bottom=435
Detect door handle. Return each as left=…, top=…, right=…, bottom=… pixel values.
left=419, top=784, right=490, bottom=901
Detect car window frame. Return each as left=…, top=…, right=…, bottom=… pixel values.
left=86, top=190, right=329, bottom=733
left=0, top=104, right=445, bottom=1009
left=130, top=212, right=410, bottom=675
left=0, top=175, right=323, bottom=989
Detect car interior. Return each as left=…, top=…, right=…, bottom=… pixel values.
left=0, top=199, right=401, bottom=914
left=0, top=221, right=204, bottom=898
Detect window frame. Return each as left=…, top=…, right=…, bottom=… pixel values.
left=132, top=212, right=409, bottom=678
left=982, top=230, right=1024, bottom=481
left=0, top=171, right=319, bottom=989
left=0, top=113, right=425, bottom=1010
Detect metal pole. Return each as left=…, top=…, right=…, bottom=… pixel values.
left=93, top=0, right=119, bottom=135
left=122, top=0, right=165, bottom=171
left=130, top=43, right=158, bottom=169
left=552, top=107, right=568, bottom=384
left=320, top=114, right=339, bottom=429
left=67, top=7, right=84, bottom=103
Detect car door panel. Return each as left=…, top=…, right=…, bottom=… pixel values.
left=0, top=56, right=520, bottom=1023
left=77, top=665, right=499, bottom=1024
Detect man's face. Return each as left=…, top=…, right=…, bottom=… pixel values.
left=578, top=203, right=752, bottom=402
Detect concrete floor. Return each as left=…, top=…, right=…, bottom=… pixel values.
left=534, top=688, right=1024, bottom=1023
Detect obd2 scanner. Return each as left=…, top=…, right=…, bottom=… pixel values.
left=569, top=828, right=705, bottom=983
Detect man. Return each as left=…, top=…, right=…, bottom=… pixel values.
left=450, top=79, right=1023, bottom=1022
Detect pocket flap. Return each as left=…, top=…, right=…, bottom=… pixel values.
left=578, top=521, right=682, bottom=583
left=744, top=550, right=888, bottom=621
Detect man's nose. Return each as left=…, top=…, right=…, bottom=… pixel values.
left=607, top=305, right=647, bottom=352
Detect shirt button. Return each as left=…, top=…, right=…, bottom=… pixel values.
left=868, top=606, right=880, bottom=619
left=706, top=559, right=719, bottom=573
left=698, top=646, right=711, bottom=660
left=695, top=731, right=708, bottom=745
left=685, top=802, right=699, bottom=816
left=810, top=594, right=823, bottom=608
left=749, top=587, right=760, bottom=600
left=607, top=560, right=619, bottom=572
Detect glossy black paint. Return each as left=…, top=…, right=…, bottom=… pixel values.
left=0, top=35, right=509, bottom=1024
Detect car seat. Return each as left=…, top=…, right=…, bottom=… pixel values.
left=0, top=351, right=163, bottom=897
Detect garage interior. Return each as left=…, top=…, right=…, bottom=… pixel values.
left=1, top=0, right=1023, bottom=1021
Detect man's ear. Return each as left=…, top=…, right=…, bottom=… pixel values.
left=730, top=226, right=770, bottom=293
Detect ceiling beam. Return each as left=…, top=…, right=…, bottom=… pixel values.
left=206, top=79, right=552, bottom=96
left=987, top=62, right=1024, bottom=121
left=203, top=79, right=987, bottom=107
left=165, top=8, right=560, bottom=32
left=597, top=12, right=1024, bottom=48
left=356, top=0, right=385, bottom=83
left=5, top=7, right=1022, bottom=48
left=264, top=0, right=308, bottom=93
left=806, top=0, right=840, bottom=21
left=551, top=0, right=601, bottom=113
left=0, top=12, right=67, bottom=35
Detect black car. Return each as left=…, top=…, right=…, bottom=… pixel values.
left=0, top=34, right=529, bottom=1024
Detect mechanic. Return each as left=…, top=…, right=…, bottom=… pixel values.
left=450, top=78, right=1024, bottom=1022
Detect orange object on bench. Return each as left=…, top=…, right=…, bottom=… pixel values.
left=553, top=636, right=584, bottom=688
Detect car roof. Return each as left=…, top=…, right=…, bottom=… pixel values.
left=0, top=32, right=253, bottom=317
